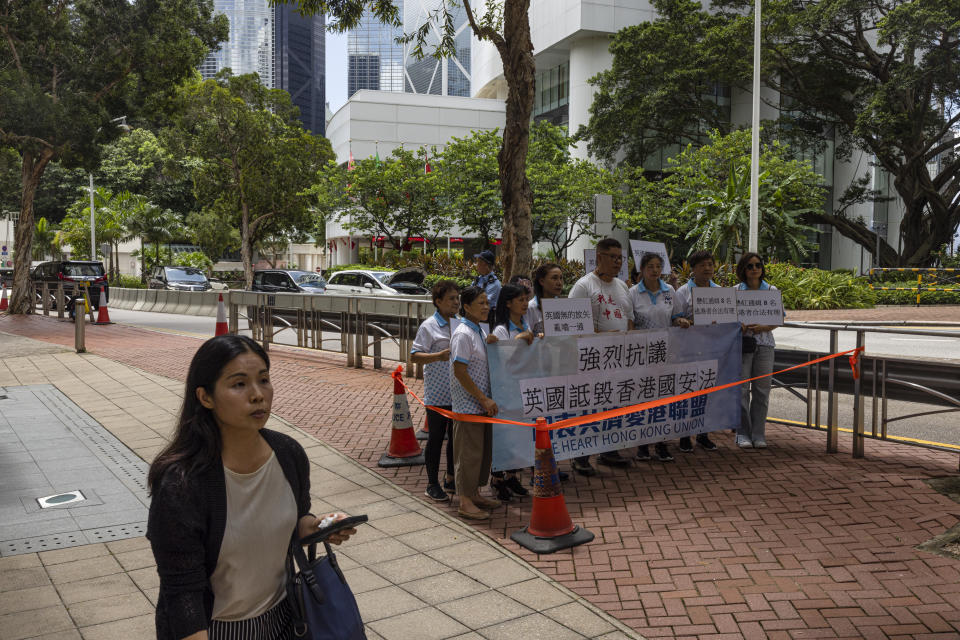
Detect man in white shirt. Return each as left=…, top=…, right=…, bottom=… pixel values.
left=566, top=238, right=634, bottom=476
left=673, top=250, right=721, bottom=454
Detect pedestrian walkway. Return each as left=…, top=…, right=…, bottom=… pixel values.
left=2, top=315, right=960, bottom=639
left=0, top=332, right=638, bottom=640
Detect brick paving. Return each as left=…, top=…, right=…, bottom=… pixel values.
left=3, top=313, right=960, bottom=639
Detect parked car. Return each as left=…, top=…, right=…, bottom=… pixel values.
left=251, top=269, right=327, bottom=294
left=148, top=266, right=212, bottom=291
left=31, top=260, right=108, bottom=312
left=324, top=267, right=427, bottom=296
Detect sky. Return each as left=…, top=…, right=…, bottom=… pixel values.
left=326, top=28, right=348, bottom=114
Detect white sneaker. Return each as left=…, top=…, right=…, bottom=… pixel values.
left=737, top=438, right=753, bottom=449
left=753, top=440, right=767, bottom=449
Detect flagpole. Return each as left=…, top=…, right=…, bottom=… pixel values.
left=748, top=0, right=761, bottom=254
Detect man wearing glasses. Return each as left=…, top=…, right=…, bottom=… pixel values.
left=566, top=237, right=634, bottom=475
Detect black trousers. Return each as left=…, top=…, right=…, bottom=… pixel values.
left=425, top=407, right=454, bottom=486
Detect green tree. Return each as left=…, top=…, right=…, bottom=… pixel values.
left=168, top=73, right=333, bottom=287
left=0, top=0, right=227, bottom=313
left=186, top=209, right=240, bottom=263
left=125, top=202, right=187, bottom=281
left=613, top=165, right=693, bottom=258
left=580, top=0, right=960, bottom=266
left=438, top=129, right=503, bottom=248
left=280, top=0, right=538, bottom=282
left=31, top=217, right=60, bottom=261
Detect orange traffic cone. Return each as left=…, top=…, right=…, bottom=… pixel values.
left=215, top=294, right=228, bottom=336
left=378, top=366, right=425, bottom=467
left=95, top=288, right=112, bottom=324
left=0, top=281, right=7, bottom=311
left=510, top=417, right=594, bottom=554
left=416, top=415, right=430, bottom=441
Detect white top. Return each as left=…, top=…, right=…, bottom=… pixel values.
left=737, top=281, right=778, bottom=347
left=674, top=279, right=720, bottom=319
left=525, top=297, right=543, bottom=334
left=411, top=311, right=454, bottom=406
left=567, top=272, right=631, bottom=332
left=449, top=318, right=490, bottom=415
left=630, top=279, right=681, bottom=330
left=211, top=453, right=297, bottom=621
left=492, top=316, right=529, bottom=341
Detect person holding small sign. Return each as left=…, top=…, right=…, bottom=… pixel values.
left=526, top=262, right=564, bottom=335
left=450, top=286, right=502, bottom=520
left=735, top=253, right=779, bottom=449
left=629, top=252, right=690, bottom=462
left=673, top=250, right=720, bottom=454
left=567, top=238, right=634, bottom=476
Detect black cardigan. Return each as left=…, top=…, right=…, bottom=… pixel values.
left=147, top=429, right=312, bottom=640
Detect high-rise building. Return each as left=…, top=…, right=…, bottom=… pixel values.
left=346, top=1, right=470, bottom=99
left=200, top=1, right=326, bottom=135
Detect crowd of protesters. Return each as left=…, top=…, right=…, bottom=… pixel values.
left=411, top=241, right=779, bottom=520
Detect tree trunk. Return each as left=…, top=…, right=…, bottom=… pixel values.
left=893, top=163, right=957, bottom=267
left=496, top=0, right=535, bottom=283
left=140, top=237, right=146, bottom=283
left=10, top=150, right=54, bottom=314
left=806, top=211, right=900, bottom=267
left=240, top=204, right=254, bottom=289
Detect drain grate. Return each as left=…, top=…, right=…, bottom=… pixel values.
left=37, top=490, right=86, bottom=509
left=85, top=522, right=147, bottom=542
left=1, top=531, right=87, bottom=555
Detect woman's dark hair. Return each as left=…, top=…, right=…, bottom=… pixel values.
left=508, top=274, right=533, bottom=296
left=495, top=284, right=527, bottom=328
left=736, top=252, right=766, bottom=282
left=147, top=335, right=269, bottom=494
left=639, top=252, right=663, bottom=270
left=532, top=262, right=562, bottom=309
left=431, top=279, right=459, bottom=307
left=458, top=285, right=485, bottom=316
left=687, top=250, right=714, bottom=268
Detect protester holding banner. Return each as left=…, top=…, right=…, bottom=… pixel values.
left=527, top=262, right=564, bottom=335
left=567, top=238, right=634, bottom=476
left=735, top=253, right=779, bottom=449
left=629, top=252, right=691, bottom=462
left=449, top=286, right=502, bottom=520
left=489, top=285, right=534, bottom=501
left=411, top=280, right=460, bottom=502
left=673, top=250, right=721, bottom=453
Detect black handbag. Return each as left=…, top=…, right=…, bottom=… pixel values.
left=742, top=334, right=757, bottom=354
left=287, top=517, right=368, bottom=640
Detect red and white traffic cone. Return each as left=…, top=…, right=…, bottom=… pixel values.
left=378, top=366, right=425, bottom=467
left=510, top=417, right=594, bottom=554
left=0, top=281, right=7, bottom=312
left=215, top=294, right=228, bottom=336
left=95, top=288, right=112, bottom=324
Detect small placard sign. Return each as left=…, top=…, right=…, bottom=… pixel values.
left=629, top=240, right=672, bottom=275
left=541, top=298, right=595, bottom=337
left=692, top=287, right=739, bottom=325
left=736, top=289, right=785, bottom=326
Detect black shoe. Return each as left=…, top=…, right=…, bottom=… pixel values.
left=571, top=458, right=598, bottom=477
left=697, top=434, right=718, bottom=451
left=504, top=475, right=528, bottom=497
left=425, top=484, right=449, bottom=502
left=598, top=452, right=632, bottom=467
left=678, top=437, right=694, bottom=453
left=558, top=471, right=569, bottom=482
left=491, top=478, right=513, bottom=501
left=442, top=476, right=456, bottom=494
left=655, top=443, right=674, bottom=462
left=635, top=445, right=651, bottom=461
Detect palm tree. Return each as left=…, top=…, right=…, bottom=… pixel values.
left=32, top=217, right=61, bottom=261
left=125, top=202, right=185, bottom=282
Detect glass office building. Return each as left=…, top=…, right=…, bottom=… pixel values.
left=348, top=6, right=405, bottom=96
left=200, top=0, right=326, bottom=135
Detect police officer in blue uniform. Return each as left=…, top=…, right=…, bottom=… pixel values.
left=472, top=250, right=501, bottom=326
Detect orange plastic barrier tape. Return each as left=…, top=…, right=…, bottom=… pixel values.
left=392, top=347, right=865, bottom=431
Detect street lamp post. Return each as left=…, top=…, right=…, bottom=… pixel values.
left=748, top=0, right=761, bottom=254
left=89, top=116, right=131, bottom=262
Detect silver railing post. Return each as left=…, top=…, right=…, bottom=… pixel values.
left=826, top=329, right=839, bottom=453
left=228, top=292, right=238, bottom=335
left=354, top=309, right=364, bottom=369
left=56, top=282, right=64, bottom=320
left=74, top=299, right=85, bottom=353
left=42, top=282, right=50, bottom=315
left=345, top=299, right=355, bottom=368
left=852, top=330, right=865, bottom=458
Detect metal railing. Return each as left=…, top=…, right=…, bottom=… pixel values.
left=770, top=321, right=960, bottom=469
left=867, top=267, right=960, bottom=306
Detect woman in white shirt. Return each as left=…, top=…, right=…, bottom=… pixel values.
left=527, top=263, right=564, bottom=335
left=629, top=253, right=691, bottom=463
left=735, top=253, right=779, bottom=449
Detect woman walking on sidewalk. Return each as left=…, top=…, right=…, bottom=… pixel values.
left=411, top=280, right=460, bottom=502
left=147, top=335, right=356, bottom=640
left=450, top=286, right=502, bottom=520
left=736, top=253, right=779, bottom=449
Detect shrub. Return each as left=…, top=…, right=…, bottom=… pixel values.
left=872, top=282, right=960, bottom=305
left=423, top=274, right=473, bottom=291
left=111, top=274, right=147, bottom=289
left=177, top=251, right=214, bottom=273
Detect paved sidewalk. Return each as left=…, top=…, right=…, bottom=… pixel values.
left=0, top=332, right=638, bottom=640
left=3, top=315, right=960, bottom=639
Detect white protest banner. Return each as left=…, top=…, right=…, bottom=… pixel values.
left=692, top=287, right=739, bottom=325
left=541, top=298, right=594, bottom=336
left=584, top=248, right=629, bottom=282
left=487, top=324, right=741, bottom=469
left=736, top=289, right=785, bottom=326
left=629, top=239, right=672, bottom=274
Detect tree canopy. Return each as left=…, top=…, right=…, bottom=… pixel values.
left=581, top=0, right=960, bottom=266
